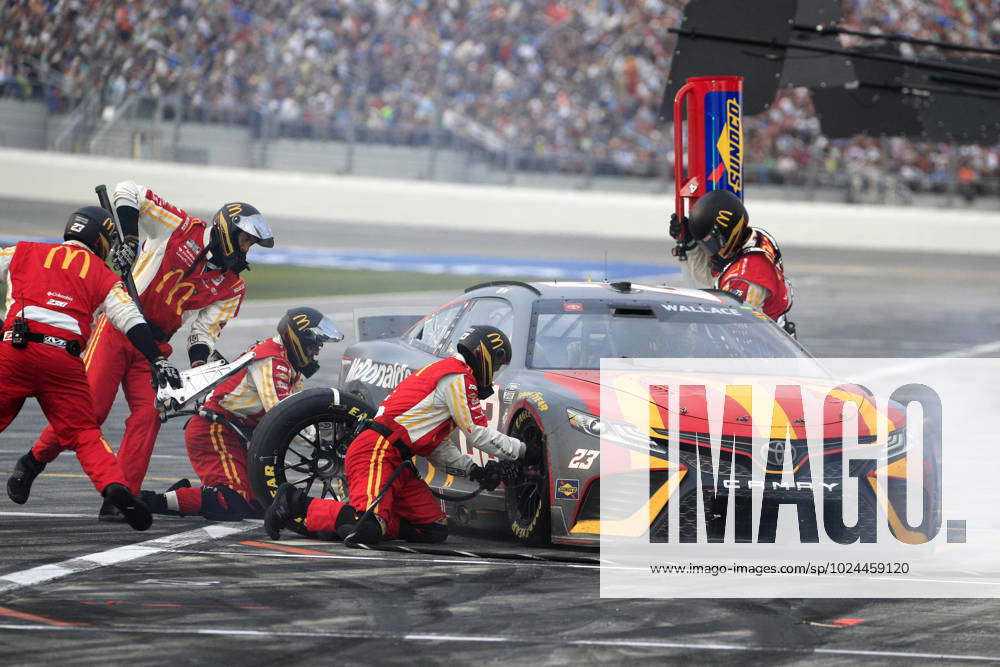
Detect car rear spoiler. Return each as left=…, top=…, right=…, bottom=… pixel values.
left=354, top=307, right=427, bottom=342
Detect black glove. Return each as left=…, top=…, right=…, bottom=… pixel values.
left=152, top=357, right=182, bottom=390
left=112, top=235, right=139, bottom=273
left=523, top=439, right=544, bottom=467
left=469, top=461, right=504, bottom=492
left=668, top=212, right=688, bottom=240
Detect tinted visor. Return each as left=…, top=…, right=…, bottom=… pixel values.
left=698, top=234, right=724, bottom=256
left=234, top=213, right=274, bottom=248
left=304, top=316, right=344, bottom=345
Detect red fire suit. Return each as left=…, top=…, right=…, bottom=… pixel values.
left=170, top=336, right=303, bottom=516
left=304, top=356, right=525, bottom=540
left=687, top=228, right=792, bottom=323
left=30, top=182, right=247, bottom=492
left=0, top=241, right=147, bottom=493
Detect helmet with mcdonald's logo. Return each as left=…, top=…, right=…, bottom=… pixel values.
left=277, top=306, right=344, bottom=378
left=456, top=325, right=512, bottom=400
left=687, top=190, right=750, bottom=269
left=209, top=202, right=274, bottom=274
left=64, top=205, right=117, bottom=260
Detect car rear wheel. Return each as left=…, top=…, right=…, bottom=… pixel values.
left=505, top=410, right=550, bottom=545
left=248, top=388, right=374, bottom=535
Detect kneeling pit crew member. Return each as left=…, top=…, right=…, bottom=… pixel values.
left=140, top=307, right=342, bottom=520
left=670, top=190, right=795, bottom=334
left=2, top=206, right=182, bottom=530
left=23, top=180, right=274, bottom=522
left=265, top=325, right=535, bottom=544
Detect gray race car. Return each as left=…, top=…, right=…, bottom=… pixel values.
left=249, top=279, right=925, bottom=547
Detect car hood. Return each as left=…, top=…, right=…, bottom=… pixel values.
left=541, top=369, right=902, bottom=438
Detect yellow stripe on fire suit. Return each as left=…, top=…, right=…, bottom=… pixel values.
left=366, top=436, right=387, bottom=501
left=140, top=202, right=183, bottom=230
left=82, top=316, right=108, bottom=368
left=211, top=423, right=240, bottom=488
left=208, top=296, right=241, bottom=337
left=447, top=377, right=474, bottom=431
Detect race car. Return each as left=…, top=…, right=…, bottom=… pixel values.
left=248, top=280, right=936, bottom=546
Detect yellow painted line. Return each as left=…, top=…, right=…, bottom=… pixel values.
left=1, top=472, right=181, bottom=483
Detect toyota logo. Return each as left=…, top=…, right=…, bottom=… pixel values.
left=766, top=440, right=797, bottom=468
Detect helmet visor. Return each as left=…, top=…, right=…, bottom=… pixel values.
left=698, top=233, right=724, bottom=257
left=235, top=213, right=274, bottom=248
left=306, top=316, right=344, bottom=344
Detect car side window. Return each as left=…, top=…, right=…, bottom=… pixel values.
left=405, top=301, right=465, bottom=355
left=445, top=298, right=515, bottom=356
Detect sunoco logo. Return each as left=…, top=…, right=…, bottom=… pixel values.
left=709, top=97, right=743, bottom=194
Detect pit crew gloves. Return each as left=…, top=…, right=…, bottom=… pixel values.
left=469, top=461, right=504, bottom=492
left=152, top=358, right=183, bottom=389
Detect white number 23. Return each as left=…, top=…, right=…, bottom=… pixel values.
left=568, top=448, right=600, bottom=470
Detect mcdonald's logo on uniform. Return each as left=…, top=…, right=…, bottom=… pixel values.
left=154, top=269, right=197, bottom=315
left=44, top=246, right=91, bottom=279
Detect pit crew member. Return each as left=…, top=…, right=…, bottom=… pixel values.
left=265, top=325, right=534, bottom=544
left=2, top=206, right=183, bottom=530
left=21, top=181, right=274, bottom=522
left=140, top=307, right=342, bottom=521
left=670, top=190, right=795, bottom=333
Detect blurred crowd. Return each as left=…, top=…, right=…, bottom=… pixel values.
left=1, top=0, right=998, bottom=193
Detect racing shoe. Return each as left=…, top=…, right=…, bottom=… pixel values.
left=7, top=452, right=46, bottom=504
left=138, top=478, right=193, bottom=517
left=166, top=478, right=191, bottom=492
left=102, top=483, right=153, bottom=531
left=264, top=483, right=311, bottom=539
left=98, top=496, right=125, bottom=523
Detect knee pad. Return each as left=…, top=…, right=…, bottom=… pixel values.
left=399, top=518, right=448, bottom=544
left=201, top=485, right=254, bottom=521
left=338, top=514, right=384, bottom=544
left=332, top=505, right=358, bottom=532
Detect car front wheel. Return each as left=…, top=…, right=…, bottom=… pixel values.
left=504, top=410, right=550, bottom=545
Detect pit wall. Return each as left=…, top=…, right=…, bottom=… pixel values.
left=1, top=147, right=997, bottom=254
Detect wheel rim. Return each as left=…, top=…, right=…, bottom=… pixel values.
left=279, top=419, right=354, bottom=502
left=507, top=416, right=545, bottom=525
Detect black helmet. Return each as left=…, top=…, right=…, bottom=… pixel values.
left=688, top=190, right=750, bottom=266
left=456, top=325, right=512, bottom=399
left=277, top=306, right=343, bottom=378
left=209, top=202, right=274, bottom=273
left=64, top=206, right=117, bottom=260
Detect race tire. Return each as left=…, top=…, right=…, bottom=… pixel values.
left=504, top=410, right=550, bottom=546
left=248, top=388, right=374, bottom=535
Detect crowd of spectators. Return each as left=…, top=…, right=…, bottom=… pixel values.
left=2, top=0, right=998, bottom=194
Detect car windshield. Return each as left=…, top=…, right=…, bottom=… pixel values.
left=528, top=298, right=808, bottom=369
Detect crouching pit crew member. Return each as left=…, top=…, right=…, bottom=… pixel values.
left=670, top=190, right=796, bottom=335
left=265, top=325, right=536, bottom=544
left=140, top=307, right=342, bottom=521
left=2, top=206, right=182, bottom=530
left=20, top=180, right=274, bottom=522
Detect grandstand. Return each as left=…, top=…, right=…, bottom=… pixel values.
left=1, top=0, right=997, bottom=203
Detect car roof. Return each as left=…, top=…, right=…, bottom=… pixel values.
left=463, top=280, right=741, bottom=305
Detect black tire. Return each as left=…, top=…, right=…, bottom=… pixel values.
left=248, top=388, right=374, bottom=535
left=504, top=410, right=550, bottom=545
